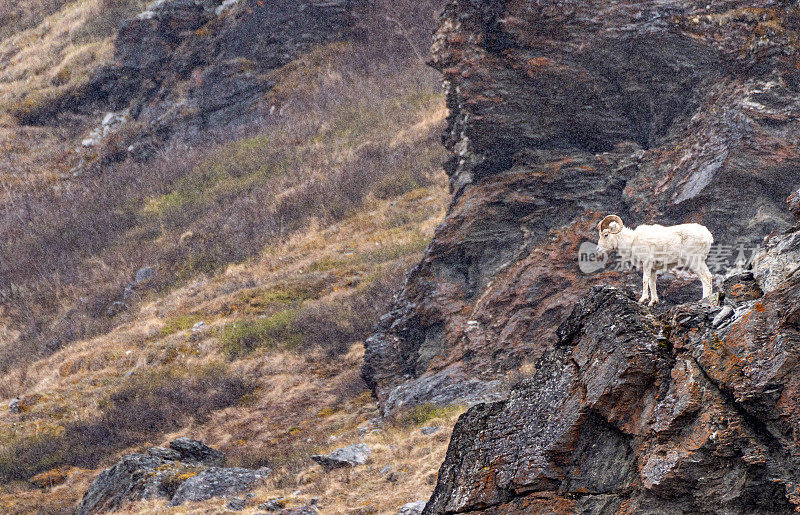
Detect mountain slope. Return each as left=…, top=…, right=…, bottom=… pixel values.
left=0, top=0, right=456, bottom=512
left=365, top=0, right=800, bottom=415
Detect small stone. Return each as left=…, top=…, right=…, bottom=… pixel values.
left=135, top=266, right=156, bottom=284
left=8, top=398, right=20, bottom=413
left=420, top=426, right=441, bottom=435
left=277, top=507, right=317, bottom=515
left=258, top=498, right=286, bottom=511
left=227, top=497, right=246, bottom=511
left=397, top=500, right=427, bottom=515
left=192, top=321, right=207, bottom=333
left=712, top=305, right=734, bottom=327
left=380, top=465, right=392, bottom=475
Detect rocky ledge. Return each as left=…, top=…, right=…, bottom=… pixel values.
left=424, top=266, right=800, bottom=513
left=364, top=0, right=800, bottom=415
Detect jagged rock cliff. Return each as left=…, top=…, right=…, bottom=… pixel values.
left=423, top=207, right=800, bottom=512
left=364, top=0, right=800, bottom=414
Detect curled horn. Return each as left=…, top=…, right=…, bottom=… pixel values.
left=599, top=215, right=623, bottom=234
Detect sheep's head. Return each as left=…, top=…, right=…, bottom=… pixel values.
left=596, top=215, right=623, bottom=255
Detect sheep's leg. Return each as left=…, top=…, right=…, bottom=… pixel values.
left=639, top=269, right=651, bottom=304
left=648, top=272, right=659, bottom=306
left=698, top=261, right=713, bottom=299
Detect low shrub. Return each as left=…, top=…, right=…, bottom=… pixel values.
left=220, top=310, right=300, bottom=359
left=0, top=363, right=252, bottom=482
left=291, top=270, right=404, bottom=358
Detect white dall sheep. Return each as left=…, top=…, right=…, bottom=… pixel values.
left=595, top=215, right=714, bottom=305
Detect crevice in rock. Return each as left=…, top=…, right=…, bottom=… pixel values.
left=687, top=352, right=783, bottom=451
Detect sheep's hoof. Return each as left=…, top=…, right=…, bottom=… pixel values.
left=638, top=296, right=648, bottom=304
left=648, top=299, right=659, bottom=306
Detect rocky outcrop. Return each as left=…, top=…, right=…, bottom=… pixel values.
left=423, top=271, right=800, bottom=513
left=364, top=1, right=800, bottom=414
left=77, top=438, right=267, bottom=514
left=66, top=0, right=363, bottom=161
left=752, top=190, right=800, bottom=293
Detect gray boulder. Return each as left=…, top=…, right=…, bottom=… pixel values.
left=76, top=446, right=199, bottom=514
left=169, top=466, right=270, bottom=506
left=752, top=229, right=800, bottom=294
left=169, top=437, right=225, bottom=465
left=311, top=443, right=371, bottom=470
left=77, top=438, right=264, bottom=514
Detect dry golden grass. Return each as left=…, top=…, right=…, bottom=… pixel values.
left=0, top=38, right=446, bottom=372
left=0, top=0, right=144, bottom=120
left=0, top=175, right=452, bottom=513
left=0, top=1, right=452, bottom=511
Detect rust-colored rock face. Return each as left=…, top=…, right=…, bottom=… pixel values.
left=424, top=281, right=800, bottom=513
left=363, top=1, right=800, bottom=414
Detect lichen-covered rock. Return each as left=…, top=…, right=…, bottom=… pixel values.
left=77, top=438, right=265, bottom=513
left=752, top=221, right=800, bottom=293
left=258, top=498, right=287, bottom=511
left=423, top=281, right=800, bottom=514
left=76, top=446, right=203, bottom=514
left=722, top=271, right=764, bottom=304
left=169, top=466, right=270, bottom=506
left=365, top=0, right=800, bottom=415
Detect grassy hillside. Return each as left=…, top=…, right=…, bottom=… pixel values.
left=0, top=0, right=456, bottom=512
left=0, top=179, right=456, bottom=513
left=0, top=0, right=145, bottom=119
left=0, top=3, right=446, bottom=368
